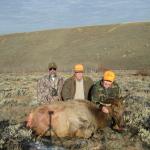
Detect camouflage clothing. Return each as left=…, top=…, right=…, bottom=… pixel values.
left=91, top=80, right=121, bottom=106
left=48, top=62, right=57, bottom=69
left=37, top=75, right=64, bottom=104
left=91, top=80, right=124, bottom=130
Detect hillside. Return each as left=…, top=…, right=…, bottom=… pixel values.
left=0, top=22, right=150, bottom=72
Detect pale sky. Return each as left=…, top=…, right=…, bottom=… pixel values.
left=0, top=0, right=150, bottom=35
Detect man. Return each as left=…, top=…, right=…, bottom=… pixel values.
left=61, top=64, right=94, bottom=100
left=37, top=62, right=64, bottom=104
left=91, top=70, right=124, bottom=131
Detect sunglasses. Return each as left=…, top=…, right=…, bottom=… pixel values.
left=75, top=71, right=83, bottom=73
left=49, top=68, right=56, bottom=71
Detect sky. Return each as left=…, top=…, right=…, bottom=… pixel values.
left=0, top=0, right=150, bottom=35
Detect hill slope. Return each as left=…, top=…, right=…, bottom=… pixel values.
left=0, top=22, right=150, bottom=72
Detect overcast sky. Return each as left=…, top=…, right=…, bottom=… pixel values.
left=0, top=0, right=150, bottom=35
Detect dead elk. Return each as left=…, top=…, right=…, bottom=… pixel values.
left=26, top=99, right=124, bottom=138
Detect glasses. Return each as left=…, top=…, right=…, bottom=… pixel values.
left=49, top=68, right=56, bottom=71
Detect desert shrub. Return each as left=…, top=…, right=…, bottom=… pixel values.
left=125, top=97, right=150, bottom=146
left=134, top=69, right=150, bottom=76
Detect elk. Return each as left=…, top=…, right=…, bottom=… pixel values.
left=26, top=99, right=124, bottom=138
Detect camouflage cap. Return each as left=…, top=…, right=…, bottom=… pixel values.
left=48, top=62, right=57, bottom=69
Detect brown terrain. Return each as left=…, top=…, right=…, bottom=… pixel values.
left=0, top=22, right=149, bottom=149
left=0, top=22, right=150, bottom=72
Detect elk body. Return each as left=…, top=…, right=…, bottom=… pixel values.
left=26, top=99, right=124, bottom=138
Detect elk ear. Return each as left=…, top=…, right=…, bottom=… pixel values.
left=118, top=96, right=124, bottom=103
left=119, top=93, right=130, bottom=103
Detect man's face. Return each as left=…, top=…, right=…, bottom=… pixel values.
left=49, top=68, right=57, bottom=76
left=74, top=72, right=83, bottom=81
left=103, top=80, right=113, bottom=89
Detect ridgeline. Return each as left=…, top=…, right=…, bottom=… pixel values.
left=0, top=22, right=150, bottom=72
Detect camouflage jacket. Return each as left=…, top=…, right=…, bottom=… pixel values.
left=61, top=76, right=94, bottom=100
left=37, top=75, right=64, bottom=104
left=91, top=80, right=121, bottom=105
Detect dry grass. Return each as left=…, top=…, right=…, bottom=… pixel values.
left=0, top=22, right=150, bottom=72
left=133, top=69, right=150, bottom=76
left=0, top=70, right=150, bottom=149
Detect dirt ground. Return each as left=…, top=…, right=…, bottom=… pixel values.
left=0, top=70, right=150, bottom=150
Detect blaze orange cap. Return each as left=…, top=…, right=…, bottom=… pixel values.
left=74, top=64, right=84, bottom=72
left=103, top=70, right=115, bottom=82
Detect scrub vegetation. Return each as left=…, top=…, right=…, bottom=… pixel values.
left=0, top=70, right=149, bottom=150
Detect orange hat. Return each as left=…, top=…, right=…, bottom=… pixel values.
left=74, top=64, right=84, bottom=72
left=103, top=70, right=115, bottom=82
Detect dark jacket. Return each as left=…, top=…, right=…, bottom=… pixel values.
left=61, top=76, right=94, bottom=100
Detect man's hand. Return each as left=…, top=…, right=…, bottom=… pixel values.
left=102, top=106, right=109, bottom=113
